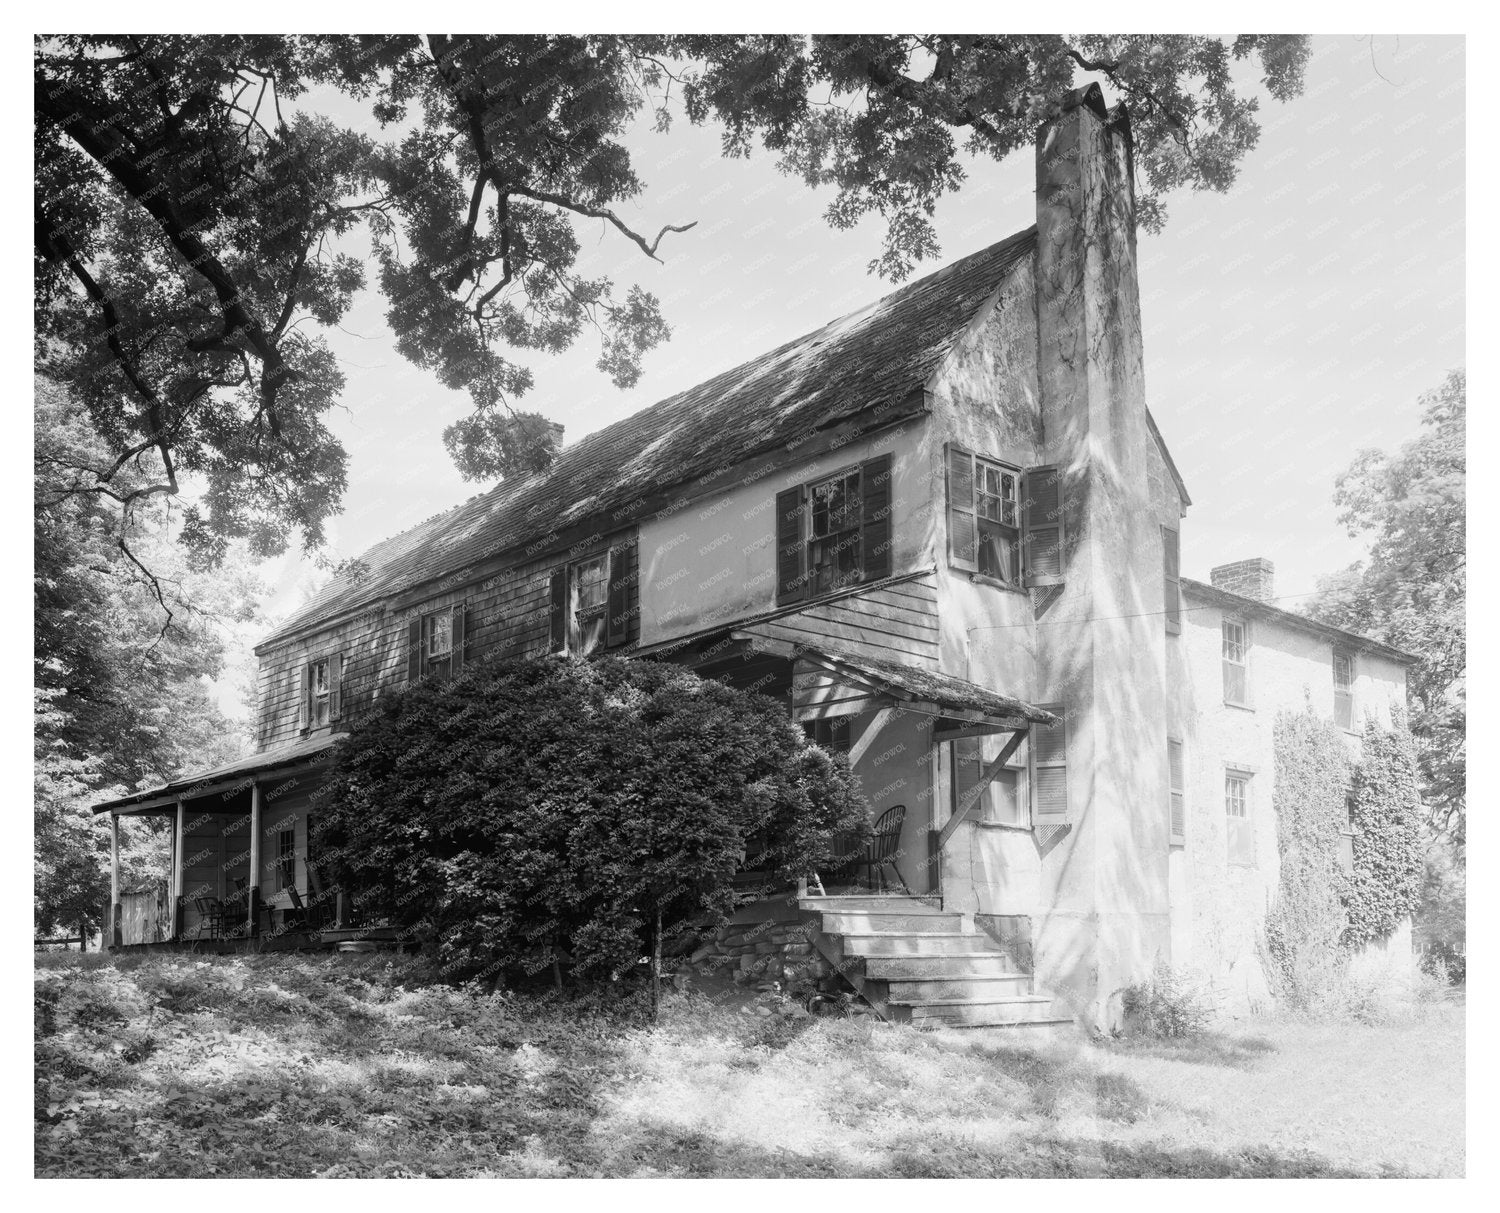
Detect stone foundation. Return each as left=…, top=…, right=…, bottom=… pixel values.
left=683, top=916, right=835, bottom=989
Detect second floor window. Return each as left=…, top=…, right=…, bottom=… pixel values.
left=775, top=454, right=893, bottom=604
left=571, top=554, right=610, bottom=656
left=945, top=443, right=1063, bottom=591
left=299, top=652, right=342, bottom=731
left=1222, top=619, right=1249, bottom=707
left=308, top=659, right=331, bottom=728
left=423, top=610, right=453, bottom=679
left=975, top=460, right=1021, bottom=583
left=1333, top=650, right=1355, bottom=731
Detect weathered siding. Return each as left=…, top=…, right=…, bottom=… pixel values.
left=255, top=531, right=637, bottom=751
left=745, top=575, right=941, bottom=671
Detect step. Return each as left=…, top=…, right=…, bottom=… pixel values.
left=859, top=953, right=1022, bottom=980
left=798, top=895, right=944, bottom=913
left=902, top=996, right=1069, bottom=1028
left=819, top=911, right=965, bottom=935
left=839, top=932, right=1006, bottom=957
left=881, top=973, right=1034, bottom=1002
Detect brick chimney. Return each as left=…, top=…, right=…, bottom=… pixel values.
left=1210, top=558, right=1275, bottom=603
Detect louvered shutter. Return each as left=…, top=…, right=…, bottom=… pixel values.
left=406, top=618, right=422, bottom=683
left=775, top=486, right=807, bottom=604
left=328, top=652, right=343, bottom=721
left=1167, top=737, right=1186, bottom=845
left=606, top=543, right=635, bottom=648
left=1163, top=526, right=1181, bottom=635
left=1024, top=465, right=1065, bottom=586
left=1031, top=705, right=1068, bottom=822
left=945, top=443, right=978, bottom=572
left=860, top=453, right=894, bottom=582
left=450, top=604, right=466, bottom=674
left=296, top=662, right=310, bottom=731
left=548, top=569, right=568, bottom=654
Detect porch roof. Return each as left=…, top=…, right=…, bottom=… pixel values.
left=91, top=733, right=345, bottom=816
left=795, top=645, right=1058, bottom=727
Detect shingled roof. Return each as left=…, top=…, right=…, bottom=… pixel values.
left=260, top=226, right=1039, bottom=650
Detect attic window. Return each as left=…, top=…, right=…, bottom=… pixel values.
left=571, top=554, right=610, bottom=656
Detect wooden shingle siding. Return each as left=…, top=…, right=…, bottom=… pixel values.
left=255, top=532, right=636, bottom=750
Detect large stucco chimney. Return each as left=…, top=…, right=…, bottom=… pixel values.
left=1031, top=83, right=1169, bottom=1033
left=1211, top=558, right=1275, bottom=603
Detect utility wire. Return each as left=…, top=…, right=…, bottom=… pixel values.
left=966, top=587, right=1331, bottom=634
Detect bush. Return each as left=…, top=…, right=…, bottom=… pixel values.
left=320, top=655, right=866, bottom=993
left=1263, top=708, right=1352, bottom=1009
left=1121, top=963, right=1212, bottom=1038
left=1415, top=847, right=1465, bottom=984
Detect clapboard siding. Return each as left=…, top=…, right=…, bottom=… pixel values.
left=745, top=574, right=941, bottom=670
left=256, top=531, right=638, bottom=750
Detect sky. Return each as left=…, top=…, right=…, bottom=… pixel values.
left=234, top=33, right=1465, bottom=717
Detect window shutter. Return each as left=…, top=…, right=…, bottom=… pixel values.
left=775, top=486, right=807, bottom=604
left=548, top=569, right=568, bottom=653
left=945, top=443, right=978, bottom=573
left=1162, top=526, right=1181, bottom=635
left=606, top=543, right=636, bottom=648
left=1024, top=465, right=1065, bottom=586
left=1167, top=737, right=1186, bottom=845
left=328, top=652, right=344, bottom=721
left=860, top=453, right=894, bottom=583
left=296, top=662, right=310, bottom=732
left=1031, top=705, right=1068, bottom=821
left=450, top=604, right=466, bottom=674
left=406, top=618, right=422, bottom=683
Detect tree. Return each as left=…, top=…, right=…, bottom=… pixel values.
left=34, top=378, right=259, bottom=935
left=1342, top=714, right=1425, bottom=949
left=1309, top=370, right=1465, bottom=847
left=36, top=34, right=1309, bottom=566
left=319, top=655, right=866, bottom=1009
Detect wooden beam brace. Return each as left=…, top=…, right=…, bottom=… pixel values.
left=847, top=706, right=897, bottom=767
left=109, top=812, right=121, bottom=948
left=937, top=730, right=1026, bottom=849
left=248, top=780, right=263, bottom=938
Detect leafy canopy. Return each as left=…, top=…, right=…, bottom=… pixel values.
left=36, top=34, right=1309, bottom=566
left=319, top=655, right=866, bottom=986
left=1309, top=369, right=1465, bottom=846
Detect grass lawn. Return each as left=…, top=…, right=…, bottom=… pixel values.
left=34, top=952, right=1464, bottom=1178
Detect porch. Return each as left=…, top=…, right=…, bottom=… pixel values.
left=92, top=734, right=399, bottom=952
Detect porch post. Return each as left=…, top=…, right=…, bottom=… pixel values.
left=248, top=780, right=262, bottom=938
left=171, top=797, right=186, bottom=940
left=109, top=812, right=121, bottom=948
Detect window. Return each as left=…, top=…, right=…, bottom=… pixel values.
left=571, top=554, right=610, bottom=655
left=1162, top=527, right=1181, bottom=635
left=975, top=460, right=1021, bottom=582
left=299, top=653, right=341, bottom=731
left=1222, top=619, right=1249, bottom=706
left=422, top=610, right=453, bottom=679
left=945, top=444, right=1061, bottom=590
left=955, top=733, right=1028, bottom=826
left=1031, top=706, right=1068, bottom=822
left=803, top=717, right=851, bottom=754
left=308, top=659, right=331, bottom=728
left=1225, top=770, right=1254, bottom=865
left=275, top=826, right=296, bottom=893
left=1333, top=650, right=1355, bottom=731
left=776, top=454, right=892, bottom=604
left=549, top=544, right=637, bottom=655
left=1167, top=737, right=1186, bottom=846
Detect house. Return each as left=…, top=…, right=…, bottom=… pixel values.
left=93, top=85, right=1416, bottom=1030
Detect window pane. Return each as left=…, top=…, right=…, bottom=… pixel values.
left=977, top=519, right=1018, bottom=582
left=1222, top=621, right=1245, bottom=662
left=1224, top=660, right=1248, bottom=705
left=427, top=612, right=452, bottom=656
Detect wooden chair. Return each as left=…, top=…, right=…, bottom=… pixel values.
left=852, top=805, right=910, bottom=896
left=283, top=885, right=312, bottom=932
left=191, top=896, right=226, bottom=940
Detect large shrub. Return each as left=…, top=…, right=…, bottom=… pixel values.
left=319, top=656, right=866, bottom=990
left=1343, top=713, right=1425, bottom=948
left=1414, top=848, right=1465, bottom=984
left=1262, top=707, right=1352, bottom=1008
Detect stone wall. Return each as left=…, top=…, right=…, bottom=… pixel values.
left=684, top=916, right=835, bottom=990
